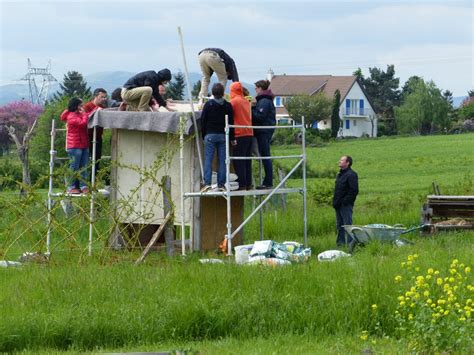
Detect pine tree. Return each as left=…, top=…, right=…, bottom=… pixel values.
left=331, top=89, right=341, bottom=138
left=53, top=71, right=91, bottom=101
left=167, top=71, right=186, bottom=100
left=192, top=80, right=201, bottom=99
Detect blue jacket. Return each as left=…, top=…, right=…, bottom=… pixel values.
left=252, top=89, right=276, bottom=136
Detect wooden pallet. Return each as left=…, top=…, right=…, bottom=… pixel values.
left=421, top=195, right=474, bottom=232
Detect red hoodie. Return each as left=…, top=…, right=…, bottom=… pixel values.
left=230, top=82, right=253, bottom=137
left=60, top=110, right=89, bottom=149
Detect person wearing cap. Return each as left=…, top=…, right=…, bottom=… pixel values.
left=198, top=48, right=239, bottom=100
left=121, top=69, right=175, bottom=112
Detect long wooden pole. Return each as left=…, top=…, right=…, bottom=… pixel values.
left=177, top=26, right=204, bottom=183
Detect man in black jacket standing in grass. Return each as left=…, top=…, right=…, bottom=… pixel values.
left=333, top=155, right=359, bottom=246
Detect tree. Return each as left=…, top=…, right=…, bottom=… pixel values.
left=353, top=68, right=364, bottom=81
left=53, top=71, right=91, bottom=100
left=401, top=76, right=423, bottom=100
left=0, top=101, right=44, bottom=193
left=284, top=93, right=332, bottom=126
left=166, top=71, right=186, bottom=100
left=395, top=79, right=451, bottom=135
left=192, top=80, right=201, bottom=99
left=358, top=65, right=401, bottom=118
left=458, top=102, right=474, bottom=120
left=30, top=96, right=69, bottom=166
left=331, top=89, right=341, bottom=138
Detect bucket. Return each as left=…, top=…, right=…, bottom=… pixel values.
left=234, top=244, right=253, bottom=264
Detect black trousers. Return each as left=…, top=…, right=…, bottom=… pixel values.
left=255, top=132, right=273, bottom=186
left=89, top=137, right=108, bottom=184
left=233, top=136, right=253, bottom=188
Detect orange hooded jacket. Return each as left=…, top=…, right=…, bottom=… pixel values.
left=230, top=82, right=253, bottom=138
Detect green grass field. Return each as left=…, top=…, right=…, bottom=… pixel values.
left=1, top=133, right=473, bottom=353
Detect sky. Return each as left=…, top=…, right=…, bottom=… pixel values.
left=0, top=0, right=472, bottom=96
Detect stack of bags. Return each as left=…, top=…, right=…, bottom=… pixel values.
left=235, top=240, right=311, bottom=266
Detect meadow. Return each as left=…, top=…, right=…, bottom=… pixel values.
left=0, top=133, right=473, bottom=354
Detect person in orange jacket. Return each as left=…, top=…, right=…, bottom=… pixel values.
left=230, top=82, right=253, bottom=190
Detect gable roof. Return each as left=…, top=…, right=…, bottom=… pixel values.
left=269, top=75, right=357, bottom=102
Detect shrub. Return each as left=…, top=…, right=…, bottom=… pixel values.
left=393, top=255, right=473, bottom=352
left=308, top=178, right=334, bottom=205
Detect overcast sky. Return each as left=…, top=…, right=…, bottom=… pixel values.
left=0, top=0, right=472, bottom=96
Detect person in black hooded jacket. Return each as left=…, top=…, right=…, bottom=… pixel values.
left=252, top=79, right=276, bottom=189
left=122, top=69, right=174, bottom=111
left=333, top=155, right=359, bottom=246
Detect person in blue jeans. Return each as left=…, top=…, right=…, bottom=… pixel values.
left=200, top=83, right=235, bottom=191
left=252, top=79, right=276, bottom=189
left=60, top=97, right=90, bottom=194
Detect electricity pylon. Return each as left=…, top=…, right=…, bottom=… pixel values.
left=21, top=58, right=57, bottom=105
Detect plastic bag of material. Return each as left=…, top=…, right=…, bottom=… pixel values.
left=0, top=260, right=22, bottom=268
left=317, top=250, right=351, bottom=262
left=249, top=240, right=273, bottom=257
left=234, top=244, right=254, bottom=264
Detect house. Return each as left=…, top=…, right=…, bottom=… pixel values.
left=268, top=70, right=377, bottom=137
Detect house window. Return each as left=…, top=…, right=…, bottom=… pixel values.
left=345, top=120, right=350, bottom=129
left=353, top=120, right=357, bottom=126
left=346, top=99, right=364, bottom=115
left=275, top=96, right=281, bottom=107
left=349, top=100, right=359, bottom=115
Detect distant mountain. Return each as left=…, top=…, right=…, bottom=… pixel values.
left=453, top=96, right=467, bottom=108
left=0, top=71, right=256, bottom=105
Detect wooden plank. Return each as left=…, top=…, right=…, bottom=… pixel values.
left=135, top=212, right=172, bottom=265
left=427, top=195, right=474, bottom=200
left=162, top=175, right=174, bottom=256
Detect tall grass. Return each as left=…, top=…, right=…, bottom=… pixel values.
left=1, top=133, right=473, bottom=352
left=1, top=233, right=472, bottom=352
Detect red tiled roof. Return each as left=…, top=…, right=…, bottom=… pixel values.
left=269, top=75, right=357, bottom=101
left=276, top=107, right=288, bottom=115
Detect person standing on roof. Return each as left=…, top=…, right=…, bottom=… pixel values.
left=230, top=82, right=253, bottom=190
left=198, top=48, right=239, bottom=101
left=121, top=69, right=175, bottom=112
left=252, top=79, right=276, bottom=189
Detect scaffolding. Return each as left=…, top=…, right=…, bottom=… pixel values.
left=47, top=112, right=307, bottom=258
left=181, top=117, right=307, bottom=255
left=47, top=121, right=108, bottom=256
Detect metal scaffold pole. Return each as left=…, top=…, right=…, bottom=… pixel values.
left=88, top=126, right=97, bottom=256
left=179, top=116, right=186, bottom=256
left=301, top=116, right=308, bottom=246
left=225, top=115, right=233, bottom=255
left=46, top=119, right=56, bottom=255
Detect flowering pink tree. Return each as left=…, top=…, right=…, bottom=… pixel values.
left=0, top=101, right=44, bottom=192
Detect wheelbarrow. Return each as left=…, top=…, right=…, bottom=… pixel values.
left=342, top=224, right=425, bottom=253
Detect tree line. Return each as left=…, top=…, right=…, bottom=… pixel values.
left=284, top=64, right=474, bottom=136
left=1, top=65, right=473, bottom=192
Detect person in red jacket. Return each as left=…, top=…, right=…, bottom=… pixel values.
left=60, top=97, right=90, bottom=194
left=230, top=82, right=253, bottom=190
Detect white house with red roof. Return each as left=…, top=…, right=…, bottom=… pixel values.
left=267, top=70, right=377, bottom=137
